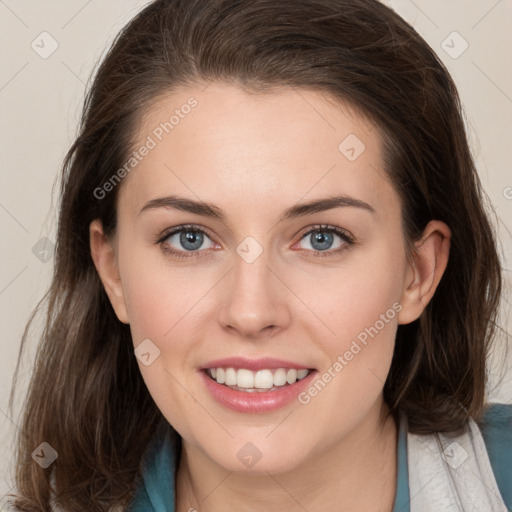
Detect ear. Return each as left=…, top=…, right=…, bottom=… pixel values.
left=397, top=220, right=451, bottom=325
left=89, top=219, right=129, bottom=324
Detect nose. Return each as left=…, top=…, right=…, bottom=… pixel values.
left=217, top=245, right=292, bottom=340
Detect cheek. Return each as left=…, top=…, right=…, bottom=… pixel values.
left=117, top=250, right=201, bottom=432
left=293, top=252, right=403, bottom=436
left=293, top=229, right=406, bottom=418
left=121, top=270, right=174, bottom=344
left=302, top=231, right=406, bottom=350
left=332, top=261, right=402, bottom=346
left=117, top=237, right=201, bottom=344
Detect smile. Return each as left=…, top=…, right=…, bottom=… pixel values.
left=200, top=364, right=317, bottom=413
left=206, top=367, right=310, bottom=392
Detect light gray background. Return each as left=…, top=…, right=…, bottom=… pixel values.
left=1, top=0, right=511, bottom=504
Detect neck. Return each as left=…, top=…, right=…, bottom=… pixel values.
left=176, top=399, right=398, bottom=512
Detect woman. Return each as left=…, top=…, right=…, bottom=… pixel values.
left=7, top=0, right=511, bottom=511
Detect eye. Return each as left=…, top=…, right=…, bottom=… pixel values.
left=157, top=225, right=217, bottom=258
left=294, top=224, right=354, bottom=257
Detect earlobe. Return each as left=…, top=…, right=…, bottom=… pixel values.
left=397, top=220, right=451, bottom=325
left=89, top=219, right=129, bottom=324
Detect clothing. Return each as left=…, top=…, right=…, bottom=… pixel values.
left=405, top=405, right=510, bottom=511
left=127, top=402, right=512, bottom=511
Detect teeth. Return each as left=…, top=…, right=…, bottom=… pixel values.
left=237, top=369, right=254, bottom=388
left=225, top=368, right=237, bottom=386
left=297, top=369, right=308, bottom=379
left=254, top=369, right=274, bottom=388
left=207, top=367, right=311, bottom=390
left=286, top=369, right=298, bottom=384
left=273, top=368, right=287, bottom=386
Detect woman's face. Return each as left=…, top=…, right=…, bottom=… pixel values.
left=92, top=82, right=441, bottom=473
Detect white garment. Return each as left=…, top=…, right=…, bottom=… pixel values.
left=406, top=412, right=508, bottom=511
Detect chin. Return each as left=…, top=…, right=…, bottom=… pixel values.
left=206, top=441, right=309, bottom=475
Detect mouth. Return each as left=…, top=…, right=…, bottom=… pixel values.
left=203, top=367, right=312, bottom=392
left=199, top=363, right=318, bottom=413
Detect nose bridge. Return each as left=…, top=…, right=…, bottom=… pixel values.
left=233, top=236, right=274, bottom=295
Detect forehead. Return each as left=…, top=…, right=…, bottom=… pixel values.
left=119, top=82, right=397, bottom=221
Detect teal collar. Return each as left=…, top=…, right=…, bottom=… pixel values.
left=393, top=411, right=411, bottom=512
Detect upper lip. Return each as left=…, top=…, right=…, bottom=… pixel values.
left=201, top=357, right=314, bottom=372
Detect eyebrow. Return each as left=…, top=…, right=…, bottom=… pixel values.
left=138, top=194, right=376, bottom=223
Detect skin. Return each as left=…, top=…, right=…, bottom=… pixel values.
left=90, top=82, right=450, bottom=512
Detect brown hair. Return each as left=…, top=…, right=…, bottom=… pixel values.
left=7, top=0, right=505, bottom=510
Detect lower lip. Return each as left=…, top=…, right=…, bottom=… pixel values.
left=199, top=370, right=317, bottom=413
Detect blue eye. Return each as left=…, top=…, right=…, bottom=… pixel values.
left=295, top=224, right=354, bottom=257
left=158, top=225, right=215, bottom=258
left=157, top=224, right=354, bottom=259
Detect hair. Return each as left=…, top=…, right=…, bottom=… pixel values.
left=7, top=0, right=505, bottom=510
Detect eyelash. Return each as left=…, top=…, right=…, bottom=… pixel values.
left=156, top=224, right=355, bottom=260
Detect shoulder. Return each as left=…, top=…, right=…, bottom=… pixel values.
left=477, top=402, right=512, bottom=510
